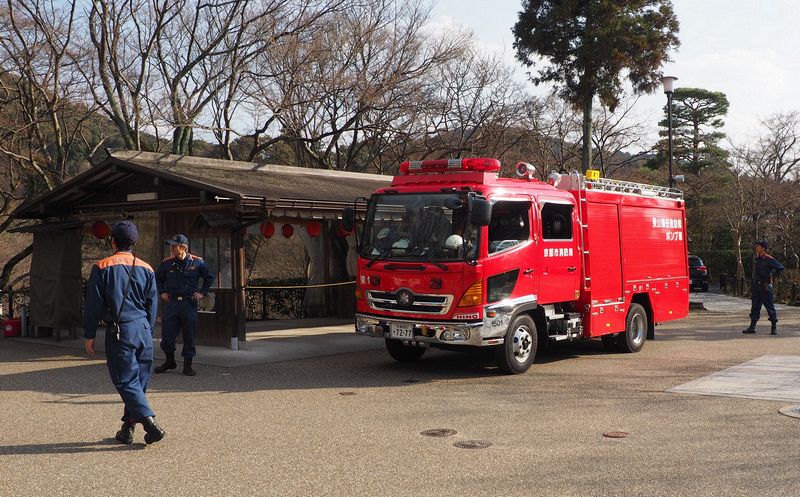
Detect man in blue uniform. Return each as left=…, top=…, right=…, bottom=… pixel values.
left=84, top=220, right=166, bottom=444
left=154, top=234, right=214, bottom=376
left=742, top=239, right=785, bottom=335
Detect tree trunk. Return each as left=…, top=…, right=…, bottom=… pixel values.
left=581, top=94, right=593, bottom=173
left=0, top=244, right=33, bottom=291
left=735, top=230, right=745, bottom=278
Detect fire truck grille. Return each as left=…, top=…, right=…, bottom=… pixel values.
left=367, top=290, right=453, bottom=315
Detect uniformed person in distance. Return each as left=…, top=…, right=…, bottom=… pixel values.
left=155, top=234, right=214, bottom=376
left=742, top=239, right=785, bottom=335
left=84, top=220, right=166, bottom=444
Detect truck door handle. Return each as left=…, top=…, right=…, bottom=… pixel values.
left=523, top=269, right=533, bottom=275
left=567, top=267, right=577, bottom=272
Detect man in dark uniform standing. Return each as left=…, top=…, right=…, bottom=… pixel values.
left=154, top=234, right=214, bottom=376
left=742, top=239, right=785, bottom=335
left=84, top=220, right=166, bottom=444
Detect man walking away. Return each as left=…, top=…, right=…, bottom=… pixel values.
left=84, top=220, right=166, bottom=444
left=742, top=239, right=785, bottom=335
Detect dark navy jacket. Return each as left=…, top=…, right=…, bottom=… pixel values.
left=753, top=254, right=784, bottom=283
left=83, top=251, right=158, bottom=339
left=156, top=253, right=214, bottom=297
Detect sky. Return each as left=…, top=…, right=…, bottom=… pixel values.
left=429, top=0, right=800, bottom=147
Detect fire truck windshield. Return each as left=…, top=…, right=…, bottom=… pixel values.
left=361, top=193, right=478, bottom=263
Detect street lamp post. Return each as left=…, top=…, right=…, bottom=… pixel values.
left=661, top=76, right=678, bottom=189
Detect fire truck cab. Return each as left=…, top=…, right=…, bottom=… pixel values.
left=351, top=158, right=689, bottom=374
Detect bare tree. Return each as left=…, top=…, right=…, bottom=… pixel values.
left=245, top=0, right=464, bottom=170
left=591, top=94, right=651, bottom=177
left=82, top=0, right=177, bottom=151
left=0, top=0, right=100, bottom=290
left=516, top=90, right=582, bottom=178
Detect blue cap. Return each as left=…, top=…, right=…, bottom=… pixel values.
left=754, top=239, right=769, bottom=250
left=112, top=220, right=139, bottom=245
left=166, top=234, right=189, bottom=246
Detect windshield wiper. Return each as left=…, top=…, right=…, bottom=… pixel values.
left=405, top=244, right=449, bottom=271
left=366, top=247, right=391, bottom=268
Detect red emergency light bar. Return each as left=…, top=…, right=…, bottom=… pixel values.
left=399, top=158, right=501, bottom=175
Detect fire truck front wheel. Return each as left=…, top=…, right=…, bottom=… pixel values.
left=618, top=303, right=647, bottom=353
left=385, top=339, right=427, bottom=362
left=494, top=314, right=537, bottom=374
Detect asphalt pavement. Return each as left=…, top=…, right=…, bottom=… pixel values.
left=1, top=290, right=799, bottom=497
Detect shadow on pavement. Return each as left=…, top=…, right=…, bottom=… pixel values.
left=0, top=439, right=146, bottom=455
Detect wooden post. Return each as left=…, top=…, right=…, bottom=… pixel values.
left=232, top=215, right=247, bottom=345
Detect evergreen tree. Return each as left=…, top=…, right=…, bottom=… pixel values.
left=654, top=87, right=729, bottom=175
left=513, top=0, right=680, bottom=172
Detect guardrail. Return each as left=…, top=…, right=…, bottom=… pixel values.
left=719, top=274, right=799, bottom=305
left=0, top=289, right=30, bottom=319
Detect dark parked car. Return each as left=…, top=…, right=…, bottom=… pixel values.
left=688, top=255, right=709, bottom=292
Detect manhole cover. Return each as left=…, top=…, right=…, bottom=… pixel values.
left=420, top=428, right=457, bottom=438
left=338, top=391, right=356, bottom=396
left=603, top=431, right=629, bottom=439
left=453, top=440, right=493, bottom=449
left=779, top=405, right=800, bottom=419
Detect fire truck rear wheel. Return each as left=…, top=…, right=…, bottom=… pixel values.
left=618, top=303, right=647, bottom=353
left=385, top=339, right=427, bottom=362
left=494, top=314, right=537, bottom=374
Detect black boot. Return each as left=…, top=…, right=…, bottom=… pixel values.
left=770, top=321, right=778, bottom=335
left=742, top=321, right=757, bottom=334
left=154, top=353, right=177, bottom=373
left=142, top=416, right=166, bottom=444
left=115, top=421, right=135, bottom=444
left=183, top=357, right=196, bottom=376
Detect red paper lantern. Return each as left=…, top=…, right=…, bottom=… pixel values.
left=91, top=221, right=110, bottom=239
left=336, top=221, right=353, bottom=238
left=281, top=224, right=294, bottom=238
left=306, top=220, right=322, bottom=237
left=259, top=222, right=275, bottom=238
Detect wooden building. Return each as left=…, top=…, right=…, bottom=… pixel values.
left=12, top=150, right=390, bottom=346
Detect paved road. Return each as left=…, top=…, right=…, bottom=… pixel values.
left=1, top=295, right=799, bottom=497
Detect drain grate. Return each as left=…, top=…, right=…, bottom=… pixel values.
left=420, top=428, right=457, bottom=438
left=779, top=405, right=800, bottom=419
left=603, top=431, right=629, bottom=439
left=338, top=391, right=356, bottom=396
left=453, top=440, right=493, bottom=449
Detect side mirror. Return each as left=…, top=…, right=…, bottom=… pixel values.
left=342, top=206, right=356, bottom=232
left=470, top=199, right=491, bottom=226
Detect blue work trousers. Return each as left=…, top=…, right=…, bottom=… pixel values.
left=105, top=317, right=155, bottom=422
left=161, top=299, right=197, bottom=359
left=750, top=283, right=778, bottom=323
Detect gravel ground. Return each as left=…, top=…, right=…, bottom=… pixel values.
left=1, top=293, right=799, bottom=497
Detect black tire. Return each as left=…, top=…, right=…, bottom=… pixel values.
left=600, top=333, right=618, bottom=352
left=617, top=303, right=647, bottom=353
left=385, top=339, right=426, bottom=362
left=494, top=314, right=537, bottom=374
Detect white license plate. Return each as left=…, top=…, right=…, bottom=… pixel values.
left=390, top=323, right=414, bottom=340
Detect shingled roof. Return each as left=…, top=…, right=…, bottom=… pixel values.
left=13, top=150, right=391, bottom=220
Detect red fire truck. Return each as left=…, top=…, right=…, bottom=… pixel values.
left=348, top=158, right=689, bottom=374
